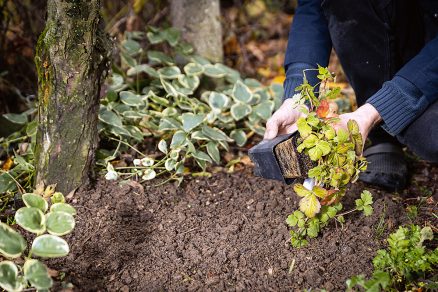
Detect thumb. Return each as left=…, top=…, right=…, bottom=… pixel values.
left=264, top=118, right=279, bottom=140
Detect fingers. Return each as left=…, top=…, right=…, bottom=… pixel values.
left=264, top=117, right=279, bottom=139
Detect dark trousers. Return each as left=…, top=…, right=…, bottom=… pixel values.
left=321, top=0, right=438, bottom=162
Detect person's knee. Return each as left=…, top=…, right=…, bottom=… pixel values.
left=414, top=140, right=438, bottom=162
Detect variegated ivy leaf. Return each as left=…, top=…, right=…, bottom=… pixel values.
left=230, top=103, right=251, bottom=121
left=158, top=66, right=182, bottom=79
left=122, top=39, right=141, bottom=56
left=253, top=101, right=274, bottom=120
left=192, top=150, right=212, bottom=163
left=160, top=78, right=179, bottom=97
left=159, top=117, right=182, bottom=131
left=120, top=91, right=143, bottom=106
left=184, top=62, right=204, bottom=76
left=170, top=131, right=187, bottom=148
left=0, top=223, right=27, bottom=258
left=208, top=92, right=229, bottom=111
left=165, top=159, right=177, bottom=171
left=23, top=259, right=53, bottom=290
left=230, top=129, right=247, bottom=147
left=0, top=261, right=24, bottom=292
left=127, top=64, right=159, bottom=78
left=181, top=113, right=205, bottom=133
left=206, top=141, right=220, bottom=164
left=299, top=194, right=321, bottom=218
left=147, top=90, right=170, bottom=106
left=31, top=235, right=69, bottom=258
left=232, top=80, right=253, bottom=103
left=147, top=50, right=174, bottom=65
left=191, top=131, right=209, bottom=141
left=202, top=125, right=232, bottom=142
left=158, top=139, right=168, bottom=154
left=203, top=64, right=227, bottom=78
left=22, top=193, right=48, bottom=213
left=178, top=75, right=200, bottom=91
left=15, top=207, right=46, bottom=234
left=142, top=169, right=157, bottom=180
left=244, top=78, right=263, bottom=89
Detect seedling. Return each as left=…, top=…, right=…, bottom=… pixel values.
left=285, top=66, right=373, bottom=247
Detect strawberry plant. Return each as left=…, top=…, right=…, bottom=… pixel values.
left=98, top=27, right=283, bottom=184
left=286, top=66, right=373, bottom=247
left=346, top=225, right=438, bottom=291
left=0, top=190, right=76, bottom=291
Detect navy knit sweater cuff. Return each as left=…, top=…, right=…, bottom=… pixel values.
left=367, top=76, right=429, bottom=136
left=283, top=63, right=318, bottom=102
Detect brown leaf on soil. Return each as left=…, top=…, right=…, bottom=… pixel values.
left=2, top=157, right=14, bottom=171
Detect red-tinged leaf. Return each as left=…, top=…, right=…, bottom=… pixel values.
left=316, top=99, right=329, bottom=118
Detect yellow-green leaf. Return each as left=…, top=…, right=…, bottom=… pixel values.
left=293, top=183, right=312, bottom=197
left=299, top=194, right=321, bottom=218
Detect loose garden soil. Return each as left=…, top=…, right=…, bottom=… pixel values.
left=51, top=160, right=437, bottom=291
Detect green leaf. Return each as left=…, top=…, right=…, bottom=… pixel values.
left=293, top=183, right=312, bottom=197
left=232, top=80, right=253, bottom=103
left=184, top=63, right=204, bottom=76
left=208, top=92, right=229, bottom=110
left=0, top=223, right=27, bottom=258
left=159, top=117, right=181, bottom=131
left=363, top=205, right=373, bottom=216
left=306, top=114, right=320, bottom=127
left=26, top=120, right=38, bottom=136
left=126, top=64, right=159, bottom=78
left=299, top=194, right=321, bottom=218
left=158, top=66, right=181, bottom=79
left=202, top=125, right=232, bottom=142
left=335, top=128, right=349, bottom=143
left=50, top=203, right=77, bottom=216
left=347, top=119, right=360, bottom=135
left=99, top=109, right=123, bottom=128
left=297, top=117, right=312, bottom=138
left=147, top=50, right=174, bottom=65
left=142, top=169, right=157, bottom=180
left=158, top=139, right=168, bottom=154
left=0, top=173, right=16, bottom=194
left=160, top=78, right=179, bottom=97
left=286, top=214, right=298, bottom=227
left=206, top=141, right=220, bottom=164
left=161, top=27, right=180, bottom=46
left=192, top=150, right=212, bottom=163
left=3, top=113, right=27, bottom=125
left=308, top=146, right=323, bottom=161
left=23, top=259, right=53, bottom=290
left=203, top=64, right=227, bottom=78
left=313, top=186, right=327, bottom=199
left=15, top=207, right=46, bottom=234
left=46, top=212, right=75, bottom=236
left=0, top=261, right=24, bottom=292
left=22, top=193, right=48, bottom=212
left=360, top=190, right=373, bottom=205
left=164, top=159, right=177, bottom=171
left=253, top=101, right=273, bottom=120
left=181, top=113, right=205, bottom=133
left=31, top=235, right=69, bottom=258
left=170, top=131, right=187, bottom=149
left=178, top=75, right=200, bottom=90
left=230, top=129, right=247, bottom=147
left=364, top=271, right=390, bottom=292
left=50, top=192, right=65, bottom=204
left=230, top=103, right=252, bottom=121
left=122, top=39, right=141, bottom=55
left=120, top=91, right=143, bottom=106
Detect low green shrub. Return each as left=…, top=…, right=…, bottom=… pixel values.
left=0, top=191, right=75, bottom=291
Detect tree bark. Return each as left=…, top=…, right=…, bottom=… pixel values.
left=35, top=0, right=111, bottom=194
left=170, top=0, right=223, bottom=63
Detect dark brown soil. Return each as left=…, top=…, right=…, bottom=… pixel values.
left=51, top=162, right=437, bottom=291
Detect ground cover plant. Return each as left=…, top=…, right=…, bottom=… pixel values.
left=0, top=190, right=76, bottom=291
left=285, top=67, right=374, bottom=247
left=98, top=26, right=283, bottom=184
left=346, top=225, right=438, bottom=291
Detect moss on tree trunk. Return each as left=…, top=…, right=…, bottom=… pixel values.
left=171, top=0, right=223, bottom=63
left=35, top=0, right=111, bottom=194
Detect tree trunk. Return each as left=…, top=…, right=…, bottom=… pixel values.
left=170, top=0, right=223, bottom=63
left=35, top=0, right=111, bottom=194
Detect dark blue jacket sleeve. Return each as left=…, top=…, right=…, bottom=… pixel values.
left=367, top=35, right=438, bottom=135
left=283, top=0, right=332, bottom=100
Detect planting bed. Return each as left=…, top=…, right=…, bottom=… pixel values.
left=51, top=160, right=437, bottom=291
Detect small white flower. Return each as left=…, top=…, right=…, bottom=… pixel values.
left=105, top=170, right=118, bottom=181
left=133, top=159, right=142, bottom=166
left=141, top=157, right=154, bottom=167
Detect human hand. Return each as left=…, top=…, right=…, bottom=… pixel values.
left=332, top=103, right=382, bottom=143
left=264, top=98, right=307, bottom=139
